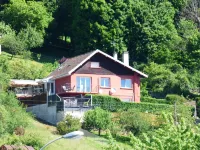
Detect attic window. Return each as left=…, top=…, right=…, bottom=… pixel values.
left=91, top=62, right=100, bottom=68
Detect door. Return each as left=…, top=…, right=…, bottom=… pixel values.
left=76, top=77, right=91, bottom=92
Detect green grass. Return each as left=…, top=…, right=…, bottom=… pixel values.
left=0, top=118, right=104, bottom=150
left=27, top=119, right=104, bottom=150
left=91, top=130, right=133, bottom=150
left=1, top=51, right=45, bottom=66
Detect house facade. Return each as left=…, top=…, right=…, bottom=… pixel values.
left=47, top=49, right=147, bottom=102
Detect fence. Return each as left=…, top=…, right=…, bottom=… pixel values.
left=47, top=94, right=92, bottom=112
left=19, top=93, right=47, bottom=107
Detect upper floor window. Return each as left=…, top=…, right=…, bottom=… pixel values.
left=91, top=62, right=100, bottom=68
left=121, top=79, right=132, bottom=88
left=101, top=77, right=110, bottom=87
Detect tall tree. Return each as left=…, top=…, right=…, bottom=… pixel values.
left=1, top=0, right=52, bottom=33
left=182, top=0, right=200, bottom=28
left=127, top=0, right=179, bottom=63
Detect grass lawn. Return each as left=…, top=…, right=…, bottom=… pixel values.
left=91, top=130, right=132, bottom=150
left=0, top=119, right=104, bottom=150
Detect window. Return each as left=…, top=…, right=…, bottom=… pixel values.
left=101, top=78, right=110, bottom=87
left=121, top=79, right=132, bottom=88
left=76, top=77, right=91, bottom=92
left=47, top=82, right=55, bottom=95
left=51, top=83, right=54, bottom=94
left=91, top=62, right=100, bottom=68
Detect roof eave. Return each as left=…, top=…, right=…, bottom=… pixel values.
left=96, top=49, right=148, bottom=78
left=53, top=73, right=70, bottom=80
left=55, top=49, right=148, bottom=79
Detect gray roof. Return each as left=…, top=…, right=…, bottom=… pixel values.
left=48, top=51, right=95, bottom=79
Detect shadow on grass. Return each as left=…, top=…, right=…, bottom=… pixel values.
left=102, top=134, right=131, bottom=145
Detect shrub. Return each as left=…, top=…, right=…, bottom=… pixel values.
left=141, top=96, right=168, bottom=104
left=104, top=130, right=122, bottom=150
left=196, top=96, right=200, bottom=117
left=119, top=109, right=152, bottom=135
left=195, top=96, right=200, bottom=104
left=0, top=92, right=31, bottom=136
left=89, top=95, right=121, bottom=111
left=0, top=105, right=10, bottom=135
left=165, top=94, right=186, bottom=104
left=91, top=94, right=173, bottom=114
left=83, top=107, right=111, bottom=136
left=130, top=114, right=199, bottom=150
left=6, top=133, right=43, bottom=150
left=95, top=101, right=173, bottom=114
left=109, top=122, right=121, bottom=138
left=57, top=114, right=81, bottom=135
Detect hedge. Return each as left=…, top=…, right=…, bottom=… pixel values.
left=165, top=94, right=186, bottom=104
left=141, top=96, right=168, bottom=104
left=89, top=94, right=173, bottom=114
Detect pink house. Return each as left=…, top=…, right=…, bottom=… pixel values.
left=47, top=49, right=147, bottom=102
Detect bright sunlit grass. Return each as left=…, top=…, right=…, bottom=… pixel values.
left=25, top=119, right=103, bottom=150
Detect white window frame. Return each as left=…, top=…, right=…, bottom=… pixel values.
left=76, top=77, right=91, bottom=92
left=100, top=77, right=110, bottom=88
left=91, top=62, right=100, bottom=68
left=47, top=81, right=55, bottom=95
left=121, top=79, right=132, bottom=88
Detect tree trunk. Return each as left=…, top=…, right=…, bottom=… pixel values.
left=98, top=128, right=101, bottom=136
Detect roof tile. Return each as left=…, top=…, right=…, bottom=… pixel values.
left=48, top=50, right=95, bottom=79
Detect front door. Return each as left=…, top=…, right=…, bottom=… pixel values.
left=76, top=77, right=91, bottom=92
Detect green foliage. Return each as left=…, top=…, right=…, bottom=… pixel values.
left=119, top=109, right=152, bottom=135
left=0, top=54, right=56, bottom=79
left=0, top=92, right=31, bottom=136
left=6, top=133, right=43, bottom=150
left=0, top=105, right=10, bottom=135
left=144, top=62, right=192, bottom=96
left=1, top=0, right=52, bottom=33
left=0, top=21, right=15, bottom=36
left=141, top=96, right=167, bottom=104
left=165, top=94, right=186, bottom=104
left=42, top=0, right=57, bottom=13
left=109, top=122, right=121, bottom=138
left=17, top=26, right=44, bottom=50
left=91, top=94, right=173, bottom=114
left=130, top=114, right=199, bottom=150
left=90, top=94, right=121, bottom=111
left=116, top=102, right=173, bottom=114
left=57, top=114, right=81, bottom=135
left=83, top=107, right=111, bottom=136
left=196, top=97, right=200, bottom=117
left=175, top=104, right=194, bottom=125
left=1, top=34, right=26, bottom=56
left=128, top=1, right=179, bottom=63
left=104, top=130, right=124, bottom=150
left=168, top=0, right=188, bottom=10
left=0, top=0, right=200, bottom=98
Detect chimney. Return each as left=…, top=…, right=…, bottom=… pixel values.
left=113, top=51, right=118, bottom=60
left=122, top=51, right=129, bottom=66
